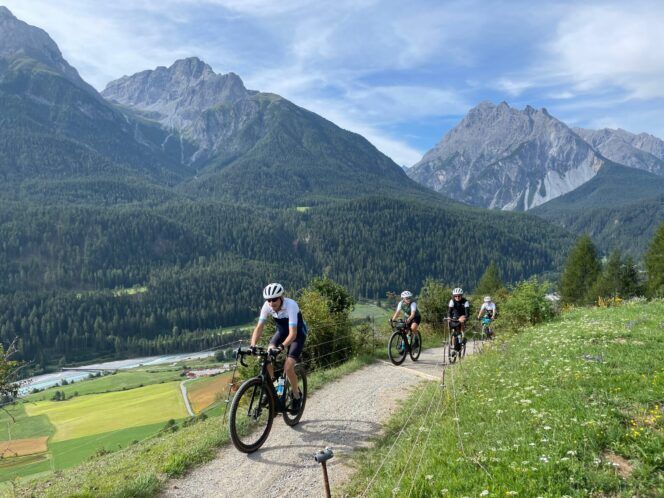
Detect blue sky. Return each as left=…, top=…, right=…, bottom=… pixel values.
left=4, top=0, right=664, bottom=166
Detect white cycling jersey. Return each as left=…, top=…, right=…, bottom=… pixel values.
left=259, top=297, right=300, bottom=327
left=479, top=302, right=497, bottom=314
left=396, top=300, right=417, bottom=314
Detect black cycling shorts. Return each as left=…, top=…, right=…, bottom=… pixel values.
left=270, top=325, right=306, bottom=360
left=409, top=315, right=421, bottom=325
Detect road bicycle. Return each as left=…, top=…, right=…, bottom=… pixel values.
left=387, top=319, right=422, bottom=365
left=480, top=315, right=495, bottom=340
left=229, top=346, right=307, bottom=453
left=446, top=318, right=466, bottom=364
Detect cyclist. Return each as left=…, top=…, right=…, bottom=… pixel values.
left=448, top=287, right=469, bottom=348
left=250, top=283, right=306, bottom=411
left=391, top=291, right=421, bottom=345
left=477, top=295, right=497, bottom=338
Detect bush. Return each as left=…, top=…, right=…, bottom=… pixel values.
left=502, top=279, right=555, bottom=329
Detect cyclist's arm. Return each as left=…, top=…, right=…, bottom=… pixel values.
left=392, top=301, right=402, bottom=321
left=407, top=302, right=417, bottom=321
left=283, top=300, right=299, bottom=347
left=250, top=321, right=265, bottom=347
left=282, top=326, right=297, bottom=347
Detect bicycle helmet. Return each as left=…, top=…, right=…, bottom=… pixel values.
left=263, top=283, right=284, bottom=300
left=484, top=296, right=492, bottom=303
left=452, top=287, right=463, bottom=296
left=400, top=290, right=413, bottom=299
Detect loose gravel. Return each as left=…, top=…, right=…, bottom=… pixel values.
left=163, top=347, right=448, bottom=498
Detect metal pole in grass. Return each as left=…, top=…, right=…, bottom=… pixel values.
left=314, top=447, right=334, bottom=498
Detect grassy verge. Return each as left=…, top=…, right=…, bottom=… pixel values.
left=11, top=354, right=379, bottom=497
left=345, top=301, right=664, bottom=497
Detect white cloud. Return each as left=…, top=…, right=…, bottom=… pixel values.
left=548, top=3, right=664, bottom=99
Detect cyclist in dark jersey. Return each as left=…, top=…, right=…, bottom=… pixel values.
left=249, top=283, right=306, bottom=411
left=448, top=287, right=470, bottom=347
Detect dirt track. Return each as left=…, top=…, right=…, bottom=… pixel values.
left=163, top=347, right=449, bottom=498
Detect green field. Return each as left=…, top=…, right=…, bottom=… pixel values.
left=346, top=301, right=664, bottom=497
left=0, top=404, right=54, bottom=441
left=351, top=302, right=392, bottom=321
left=25, top=382, right=188, bottom=442
left=25, top=369, right=184, bottom=402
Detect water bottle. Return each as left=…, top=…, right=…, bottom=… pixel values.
left=276, top=377, right=285, bottom=396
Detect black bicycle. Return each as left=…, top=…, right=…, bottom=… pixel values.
left=447, top=318, right=466, bottom=364
left=229, top=346, right=307, bottom=453
left=387, top=319, right=422, bottom=365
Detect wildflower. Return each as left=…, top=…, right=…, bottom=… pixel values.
left=506, top=492, right=518, bottom=496
left=566, top=450, right=577, bottom=456
left=559, top=457, right=570, bottom=462
left=480, top=491, right=490, bottom=497
left=539, top=456, right=549, bottom=463
left=425, top=475, right=433, bottom=481
left=441, top=489, right=449, bottom=495
left=543, top=426, right=552, bottom=430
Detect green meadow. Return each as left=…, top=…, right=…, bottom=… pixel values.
left=25, top=382, right=188, bottom=441
left=346, top=300, right=664, bottom=497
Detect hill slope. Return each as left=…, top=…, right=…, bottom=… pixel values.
left=532, top=163, right=664, bottom=255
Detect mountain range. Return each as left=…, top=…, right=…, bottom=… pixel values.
left=407, top=101, right=664, bottom=211
left=0, top=7, right=573, bottom=365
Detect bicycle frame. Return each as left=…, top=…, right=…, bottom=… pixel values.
left=237, top=347, right=285, bottom=413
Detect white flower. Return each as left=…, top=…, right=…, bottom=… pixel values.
left=543, top=426, right=552, bottom=430
left=559, top=457, right=570, bottom=462
left=425, top=474, right=434, bottom=481
left=506, top=492, right=518, bottom=496
left=480, top=491, right=490, bottom=497
left=566, top=450, right=577, bottom=456
left=539, top=456, right=549, bottom=463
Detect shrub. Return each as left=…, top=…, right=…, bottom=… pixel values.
left=502, top=279, right=555, bottom=328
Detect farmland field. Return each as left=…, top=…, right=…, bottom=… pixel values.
left=24, top=369, right=184, bottom=402
left=351, top=302, right=391, bottom=321
left=25, top=382, right=188, bottom=442
left=186, top=372, right=233, bottom=414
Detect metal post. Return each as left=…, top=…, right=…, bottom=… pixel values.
left=314, top=447, right=334, bottom=498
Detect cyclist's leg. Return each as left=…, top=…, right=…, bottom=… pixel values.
left=284, top=332, right=305, bottom=397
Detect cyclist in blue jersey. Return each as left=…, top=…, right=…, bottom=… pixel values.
left=249, top=283, right=306, bottom=411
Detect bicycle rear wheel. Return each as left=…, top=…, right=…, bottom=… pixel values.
left=229, top=377, right=274, bottom=453
left=409, top=331, right=422, bottom=361
left=388, top=331, right=407, bottom=365
left=283, top=364, right=307, bottom=426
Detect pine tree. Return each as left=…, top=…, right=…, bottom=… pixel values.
left=589, top=250, right=623, bottom=300
left=559, top=235, right=601, bottom=305
left=474, top=262, right=504, bottom=297
left=620, top=255, right=641, bottom=298
left=645, top=221, right=664, bottom=297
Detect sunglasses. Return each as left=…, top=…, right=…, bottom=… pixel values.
left=267, top=297, right=281, bottom=303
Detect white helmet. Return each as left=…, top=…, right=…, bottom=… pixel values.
left=263, top=283, right=284, bottom=300
left=484, top=296, right=492, bottom=303
left=452, top=287, right=463, bottom=296
left=400, top=290, right=413, bottom=299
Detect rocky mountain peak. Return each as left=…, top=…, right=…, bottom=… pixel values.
left=102, top=57, right=250, bottom=130
left=574, top=127, right=664, bottom=176
left=408, top=102, right=605, bottom=210
left=0, top=6, right=14, bottom=18
left=0, top=7, right=95, bottom=93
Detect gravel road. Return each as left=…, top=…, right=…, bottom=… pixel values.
left=163, top=346, right=449, bottom=498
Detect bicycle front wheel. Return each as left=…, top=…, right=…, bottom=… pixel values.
left=229, top=377, right=274, bottom=453
left=283, top=364, right=307, bottom=426
left=388, top=331, right=407, bottom=365
left=409, top=331, right=422, bottom=361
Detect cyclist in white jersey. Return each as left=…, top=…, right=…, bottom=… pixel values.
left=250, top=283, right=306, bottom=411
left=477, top=296, right=497, bottom=320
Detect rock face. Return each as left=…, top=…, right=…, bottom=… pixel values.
left=102, top=57, right=252, bottom=130
left=408, top=101, right=606, bottom=210
left=574, top=127, right=664, bottom=176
